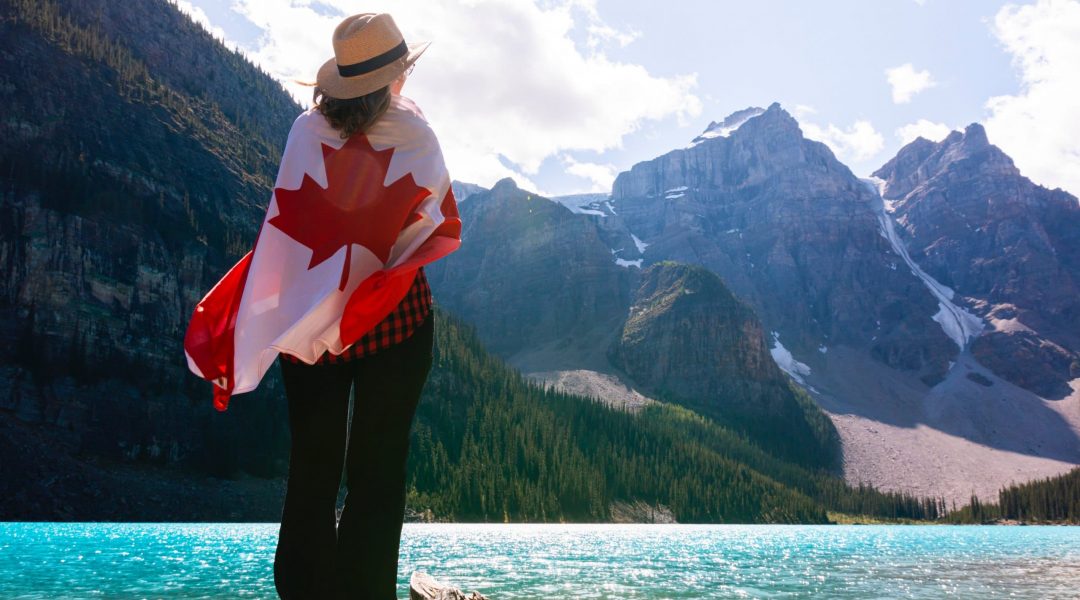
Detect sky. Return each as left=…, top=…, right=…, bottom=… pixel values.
left=174, top=0, right=1080, bottom=198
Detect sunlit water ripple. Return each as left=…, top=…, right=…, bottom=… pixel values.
left=2, top=523, right=1078, bottom=599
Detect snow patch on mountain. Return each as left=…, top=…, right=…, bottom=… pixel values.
left=550, top=193, right=610, bottom=216
left=689, top=107, right=766, bottom=147
left=631, top=234, right=649, bottom=254
left=863, top=177, right=984, bottom=349
left=770, top=332, right=811, bottom=384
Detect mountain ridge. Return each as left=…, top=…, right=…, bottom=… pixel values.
left=432, top=102, right=1080, bottom=504
left=874, top=122, right=1080, bottom=398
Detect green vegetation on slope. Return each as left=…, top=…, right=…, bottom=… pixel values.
left=1, top=0, right=298, bottom=257
left=406, top=310, right=946, bottom=523
left=612, top=261, right=840, bottom=471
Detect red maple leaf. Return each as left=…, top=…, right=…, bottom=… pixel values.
left=269, top=133, right=431, bottom=290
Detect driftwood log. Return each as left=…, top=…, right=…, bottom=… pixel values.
left=409, top=572, right=489, bottom=600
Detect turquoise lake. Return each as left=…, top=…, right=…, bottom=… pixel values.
left=1, top=523, right=1079, bottom=598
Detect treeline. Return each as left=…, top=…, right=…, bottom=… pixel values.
left=404, top=310, right=949, bottom=523
left=4, top=0, right=298, bottom=144
left=947, top=468, right=1080, bottom=524
left=407, top=310, right=826, bottom=523
left=817, top=482, right=949, bottom=521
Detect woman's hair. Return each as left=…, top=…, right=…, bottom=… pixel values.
left=313, top=85, right=392, bottom=139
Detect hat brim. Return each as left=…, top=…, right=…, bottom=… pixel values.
left=316, top=41, right=430, bottom=100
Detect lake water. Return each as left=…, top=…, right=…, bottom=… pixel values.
left=1, top=522, right=1078, bottom=599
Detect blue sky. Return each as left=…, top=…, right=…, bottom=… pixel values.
left=177, top=0, right=1080, bottom=197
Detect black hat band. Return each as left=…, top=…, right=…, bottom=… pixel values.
left=337, top=40, right=408, bottom=78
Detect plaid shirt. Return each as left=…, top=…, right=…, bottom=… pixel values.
left=280, top=267, right=432, bottom=365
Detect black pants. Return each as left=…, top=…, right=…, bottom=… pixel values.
left=273, top=316, right=434, bottom=600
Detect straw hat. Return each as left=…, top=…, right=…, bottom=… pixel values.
left=315, top=13, right=429, bottom=99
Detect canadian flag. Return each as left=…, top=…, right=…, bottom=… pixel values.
left=184, top=95, right=461, bottom=411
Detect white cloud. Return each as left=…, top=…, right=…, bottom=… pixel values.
left=586, top=22, right=641, bottom=49
left=800, top=119, right=885, bottom=163
left=221, top=0, right=701, bottom=189
left=984, top=0, right=1080, bottom=196
left=896, top=119, right=953, bottom=145
left=561, top=155, right=618, bottom=192
left=885, top=63, right=936, bottom=103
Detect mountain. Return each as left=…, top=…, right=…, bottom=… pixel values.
left=432, top=103, right=1080, bottom=505
left=0, top=0, right=300, bottom=483
left=427, top=178, right=632, bottom=363
left=873, top=125, right=1080, bottom=398
left=610, top=262, right=837, bottom=468
left=610, top=106, right=1080, bottom=503
left=611, top=102, right=956, bottom=386
left=426, top=179, right=841, bottom=471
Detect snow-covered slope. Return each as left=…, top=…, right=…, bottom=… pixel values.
left=549, top=193, right=612, bottom=216
left=689, top=107, right=766, bottom=147
left=863, top=177, right=984, bottom=350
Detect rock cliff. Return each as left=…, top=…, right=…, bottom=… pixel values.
left=874, top=124, right=1080, bottom=397
left=0, top=0, right=297, bottom=487
left=611, top=103, right=956, bottom=385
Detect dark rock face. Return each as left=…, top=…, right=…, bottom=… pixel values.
left=0, top=0, right=297, bottom=495
left=426, top=179, right=631, bottom=360
left=612, top=262, right=774, bottom=398
left=874, top=125, right=1080, bottom=397
left=612, top=103, right=955, bottom=384
left=610, top=262, right=838, bottom=467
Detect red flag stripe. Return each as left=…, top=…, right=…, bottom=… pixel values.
left=183, top=250, right=253, bottom=411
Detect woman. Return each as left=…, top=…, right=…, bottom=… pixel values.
left=266, top=13, right=457, bottom=600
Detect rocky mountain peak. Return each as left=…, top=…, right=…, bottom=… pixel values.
left=872, top=122, right=1080, bottom=398
left=939, top=123, right=1010, bottom=169
left=491, top=177, right=520, bottom=194
left=960, top=122, right=989, bottom=147
left=615, top=101, right=837, bottom=203
left=731, top=102, right=802, bottom=142
left=874, top=123, right=1018, bottom=200
left=686, top=102, right=807, bottom=151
